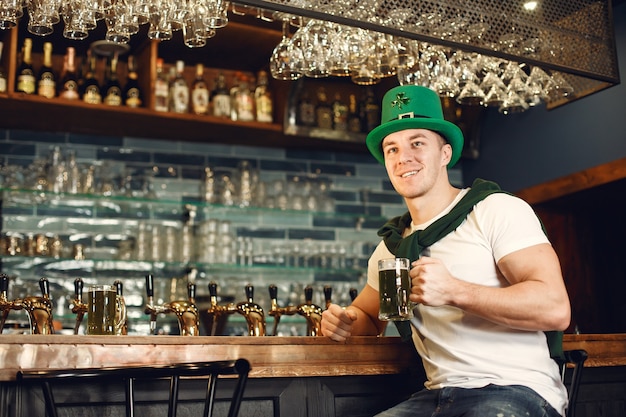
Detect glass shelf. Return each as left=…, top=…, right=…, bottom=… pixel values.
left=0, top=187, right=386, bottom=222
left=0, top=255, right=364, bottom=278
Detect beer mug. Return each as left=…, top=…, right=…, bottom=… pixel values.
left=377, top=258, right=413, bottom=321
left=87, top=284, right=117, bottom=335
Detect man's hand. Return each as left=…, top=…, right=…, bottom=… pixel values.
left=321, top=303, right=357, bottom=342
left=409, top=256, right=457, bottom=307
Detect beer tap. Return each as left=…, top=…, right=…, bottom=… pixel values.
left=297, top=285, right=323, bottom=336
left=114, top=280, right=128, bottom=336
left=71, top=278, right=88, bottom=335
left=205, top=283, right=266, bottom=336
left=205, top=282, right=237, bottom=336
left=144, top=274, right=200, bottom=336
left=0, top=274, right=13, bottom=332
left=0, top=274, right=55, bottom=334
left=268, top=284, right=297, bottom=336
left=323, top=285, right=333, bottom=309
left=236, top=284, right=266, bottom=336
left=323, top=285, right=359, bottom=307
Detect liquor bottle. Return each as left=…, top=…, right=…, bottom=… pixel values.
left=229, top=72, right=242, bottom=121
left=297, top=89, right=316, bottom=127
left=233, top=74, right=254, bottom=122
left=103, top=53, right=122, bottom=106
left=123, top=55, right=142, bottom=108
left=58, top=47, right=80, bottom=100
left=315, top=87, right=333, bottom=130
left=154, top=58, right=169, bottom=112
left=211, top=72, right=230, bottom=118
left=0, top=41, right=7, bottom=93
left=254, top=70, right=273, bottom=123
left=331, top=92, right=348, bottom=131
left=65, top=149, right=80, bottom=194
left=16, top=38, right=36, bottom=94
left=169, top=60, right=189, bottom=113
left=347, top=93, right=363, bottom=133
left=37, top=42, right=56, bottom=99
left=362, top=87, right=381, bottom=132
left=191, top=63, right=209, bottom=115
left=77, top=51, right=87, bottom=94
left=81, top=51, right=101, bottom=105
left=47, top=146, right=66, bottom=193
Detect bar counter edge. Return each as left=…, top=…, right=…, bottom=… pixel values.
left=0, top=333, right=624, bottom=382
left=0, top=334, right=421, bottom=381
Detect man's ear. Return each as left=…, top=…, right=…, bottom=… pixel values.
left=442, top=143, right=453, bottom=166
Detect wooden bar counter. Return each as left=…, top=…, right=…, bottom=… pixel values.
left=0, top=334, right=425, bottom=417
left=0, top=333, right=624, bottom=417
left=0, top=334, right=420, bottom=381
left=0, top=333, right=624, bottom=381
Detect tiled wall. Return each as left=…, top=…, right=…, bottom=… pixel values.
left=0, top=128, right=463, bottom=335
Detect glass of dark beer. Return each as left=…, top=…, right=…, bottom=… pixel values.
left=378, top=258, right=413, bottom=321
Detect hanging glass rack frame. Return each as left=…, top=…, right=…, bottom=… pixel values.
left=234, top=0, right=620, bottom=109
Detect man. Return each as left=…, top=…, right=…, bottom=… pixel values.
left=321, top=85, right=571, bottom=417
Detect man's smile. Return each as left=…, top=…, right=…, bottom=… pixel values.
left=400, top=170, right=419, bottom=178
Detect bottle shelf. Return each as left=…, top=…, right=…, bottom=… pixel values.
left=0, top=20, right=377, bottom=153
left=0, top=92, right=368, bottom=152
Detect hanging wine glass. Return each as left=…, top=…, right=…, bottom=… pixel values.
left=147, top=0, right=172, bottom=40
left=479, top=58, right=508, bottom=108
left=0, top=0, right=19, bottom=29
left=269, top=20, right=303, bottom=80
left=548, top=72, right=574, bottom=99
left=525, top=66, right=551, bottom=106
left=499, top=90, right=529, bottom=114
left=328, top=23, right=354, bottom=77
left=205, top=0, right=229, bottom=29
left=455, top=52, right=484, bottom=105
left=301, top=19, right=332, bottom=78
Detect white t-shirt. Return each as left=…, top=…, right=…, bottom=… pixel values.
left=367, top=189, right=568, bottom=415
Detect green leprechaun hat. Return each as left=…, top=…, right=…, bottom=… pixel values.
left=366, top=85, right=464, bottom=167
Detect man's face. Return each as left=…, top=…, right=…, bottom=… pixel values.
left=381, top=129, right=451, bottom=199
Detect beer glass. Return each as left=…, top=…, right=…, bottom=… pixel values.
left=378, top=258, right=413, bottom=321
left=87, top=284, right=117, bottom=335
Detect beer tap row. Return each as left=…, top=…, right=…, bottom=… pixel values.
left=0, top=273, right=357, bottom=337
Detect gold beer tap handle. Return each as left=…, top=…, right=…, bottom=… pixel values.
left=0, top=274, right=13, bottom=332
left=0, top=275, right=55, bottom=334
left=15, top=277, right=56, bottom=335
left=236, top=284, right=266, bottom=337
left=268, top=284, right=298, bottom=336
left=297, top=285, right=323, bottom=337
left=144, top=274, right=161, bottom=334
left=172, top=282, right=199, bottom=336
left=72, top=278, right=88, bottom=335
left=114, top=280, right=128, bottom=336
left=144, top=275, right=199, bottom=336
left=206, top=282, right=237, bottom=336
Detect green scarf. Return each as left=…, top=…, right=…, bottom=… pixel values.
left=378, top=178, right=504, bottom=264
left=376, top=178, right=563, bottom=360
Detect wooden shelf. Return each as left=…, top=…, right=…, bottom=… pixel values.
left=0, top=93, right=367, bottom=152
left=0, top=15, right=373, bottom=153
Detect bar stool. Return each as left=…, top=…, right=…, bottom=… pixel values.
left=558, top=349, right=588, bottom=417
left=16, top=359, right=250, bottom=417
